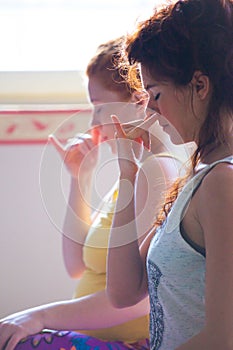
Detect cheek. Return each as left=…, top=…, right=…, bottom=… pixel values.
left=157, top=102, right=171, bottom=121
left=159, top=96, right=181, bottom=125
left=101, top=125, right=115, bottom=139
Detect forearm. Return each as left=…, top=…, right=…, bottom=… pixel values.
left=0, top=289, right=149, bottom=350
left=63, top=176, right=92, bottom=234
left=3, top=290, right=149, bottom=332
left=43, top=290, right=149, bottom=330
left=62, top=177, right=92, bottom=276
left=107, top=175, right=147, bottom=308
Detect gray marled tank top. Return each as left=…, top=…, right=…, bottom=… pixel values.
left=147, top=156, right=233, bottom=350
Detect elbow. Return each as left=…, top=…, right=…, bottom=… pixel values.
left=109, top=295, right=132, bottom=309
left=64, top=262, right=85, bottom=279
left=107, top=287, right=143, bottom=309
left=66, top=270, right=82, bottom=279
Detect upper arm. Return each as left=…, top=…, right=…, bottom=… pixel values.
left=135, top=155, right=180, bottom=241
left=197, top=163, right=233, bottom=339
left=62, top=236, right=86, bottom=278
left=62, top=207, right=102, bottom=278
left=134, top=155, right=180, bottom=294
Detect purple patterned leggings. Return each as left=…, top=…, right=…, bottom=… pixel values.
left=15, top=330, right=150, bottom=350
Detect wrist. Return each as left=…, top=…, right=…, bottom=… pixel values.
left=70, top=175, right=92, bottom=192
left=119, top=172, right=137, bottom=184
left=29, top=306, right=46, bottom=330
left=117, top=177, right=135, bottom=208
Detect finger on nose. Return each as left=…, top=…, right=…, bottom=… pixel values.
left=111, top=115, right=126, bottom=138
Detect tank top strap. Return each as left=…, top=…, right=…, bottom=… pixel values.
left=193, top=155, right=233, bottom=190
left=165, top=155, right=233, bottom=234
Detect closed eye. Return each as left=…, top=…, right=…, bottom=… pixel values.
left=94, top=105, right=102, bottom=114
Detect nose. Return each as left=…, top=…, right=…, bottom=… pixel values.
left=90, top=119, right=101, bottom=127
left=90, top=112, right=101, bottom=128
left=147, top=90, right=160, bottom=114
left=90, top=103, right=103, bottom=127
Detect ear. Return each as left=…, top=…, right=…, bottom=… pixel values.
left=130, top=90, right=149, bottom=108
left=192, top=71, right=210, bottom=100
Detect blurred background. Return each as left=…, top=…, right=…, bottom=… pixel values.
left=0, top=0, right=168, bottom=318
left=0, top=0, right=160, bottom=72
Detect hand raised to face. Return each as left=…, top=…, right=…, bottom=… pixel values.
left=111, top=114, right=158, bottom=179
left=48, top=129, right=100, bottom=179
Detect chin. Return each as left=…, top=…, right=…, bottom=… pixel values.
left=169, top=135, right=185, bottom=145
left=164, top=126, right=186, bottom=145
left=163, top=132, right=179, bottom=145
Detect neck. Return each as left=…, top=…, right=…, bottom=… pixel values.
left=201, top=139, right=233, bottom=165
left=198, top=116, right=233, bottom=164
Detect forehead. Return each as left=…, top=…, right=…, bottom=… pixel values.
left=88, top=76, right=123, bottom=104
left=140, top=64, right=172, bottom=91
left=140, top=65, right=156, bottom=88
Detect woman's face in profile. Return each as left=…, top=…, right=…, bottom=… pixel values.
left=88, top=76, right=146, bottom=149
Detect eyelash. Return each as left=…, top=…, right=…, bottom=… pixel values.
left=154, top=93, right=161, bottom=101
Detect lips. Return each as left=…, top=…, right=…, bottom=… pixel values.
left=157, top=117, right=169, bottom=129
left=146, top=108, right=159, bottom=118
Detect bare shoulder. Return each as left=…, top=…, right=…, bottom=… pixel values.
left=201, top=161, right=233, bottom=193
left=195, top=161, right=233, bottom=252
left=197, top=161, right=233, bottom=216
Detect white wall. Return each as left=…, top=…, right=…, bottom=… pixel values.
left=0, top=111, right=119, bottom=319
left=0, top=71, right=88, bottom=104
left=0, top=144, right=76, bottom=318
left=0, top=69, right=121, bottom=318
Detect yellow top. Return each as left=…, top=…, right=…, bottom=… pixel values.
left=73, top=187, right=149, bottom=343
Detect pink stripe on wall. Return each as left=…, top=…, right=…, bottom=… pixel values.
left=0, top=108, right=92, bottom=144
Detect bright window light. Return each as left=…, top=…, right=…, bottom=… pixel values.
left=0, top=0, right=161, bottom=72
